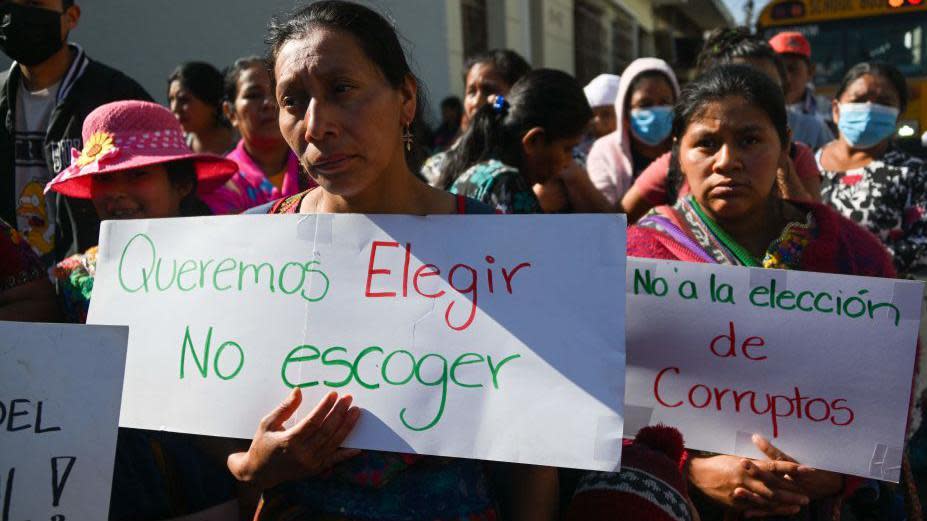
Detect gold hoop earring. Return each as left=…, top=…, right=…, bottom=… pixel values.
left=402, top=125, right=413, bottom=152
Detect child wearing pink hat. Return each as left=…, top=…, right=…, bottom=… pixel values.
left=46, top=99, right=237, bottom=322
left=46, top=100, right=241, bottom=520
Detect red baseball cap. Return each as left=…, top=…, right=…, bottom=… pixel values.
left=769, top=32, right=811, bottom=59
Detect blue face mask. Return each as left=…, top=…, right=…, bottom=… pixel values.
left=837, top=103, right=899, bottom=149
left=629, top=106, right=673, bottom=146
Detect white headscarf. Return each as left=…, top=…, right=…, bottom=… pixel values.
left=583, top=74, right=621, bottom=108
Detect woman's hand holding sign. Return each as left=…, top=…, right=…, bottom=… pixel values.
left=689, top=453, right=808, bottom=516
left=227, top=389, right=361, bottom=489
left=740, top=434, right=844, bottom=518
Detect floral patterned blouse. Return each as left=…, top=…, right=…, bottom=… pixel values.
left=448, top=159, right=542, bottom=214
left=1, top=218, right=45, bottom=292
left=818, top=144, right=927, bottom=274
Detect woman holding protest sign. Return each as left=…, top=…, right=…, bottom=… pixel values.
left=44, top=100, right=242, bottom=520
left=627, top=64, right=897, bottom=519
left=232, top=2, right=558, bottom=520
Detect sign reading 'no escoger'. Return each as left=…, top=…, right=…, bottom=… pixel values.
left=88, top=214, right=627, bottom=472
left=624, top=258, right=922, bottom=481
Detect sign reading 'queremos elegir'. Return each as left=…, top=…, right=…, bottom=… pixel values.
left=88, top=214, right=627, bottom=471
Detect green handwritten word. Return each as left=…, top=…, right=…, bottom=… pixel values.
left=280, top=344, right=521, bottom=431
left=749, top=279, right=900, bottom=326
left=180, top=325, right=245, bottom=380
left=632, top=266, right=900, bottom=326
left=118, top=233, right=329, bottom=303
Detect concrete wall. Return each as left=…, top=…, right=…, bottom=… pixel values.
left=0, top=0, right=452, bottom=121
left=538, top=0, right=575, bottom=73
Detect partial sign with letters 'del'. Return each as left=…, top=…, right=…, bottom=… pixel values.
left=624, top=259, right=922, bottom=481
left=0, top=321, right=128, bottom=520
left=88, top=214, right=627, bottom=471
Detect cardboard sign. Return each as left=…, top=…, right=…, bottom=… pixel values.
left=0, top=321, right=128, bottom=519
left=88, top=214, right=627, bottom=471
left=624, top=258, right=922, bottom=481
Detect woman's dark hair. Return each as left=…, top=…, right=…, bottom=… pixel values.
left=697, top=27, right=789, bottom=96
left=224, top=56, right=267, bottom=104
left=439, top=96, right=463, bottom=124
left=168, top=62, right=227, bottom=127
left=625, top=70, right=677, bottom=113
left=666, top=64, right=788, bottom=203
left=266, top=0, right=430, bottom=171
left=439, top=69, right=592, bottom=189
left=165, top=160, right=213, bottom=217
left=835, top=62, right=908, bottom=113
left=463, top=49, right=531, bottom=88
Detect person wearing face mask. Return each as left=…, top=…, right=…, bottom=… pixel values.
left=0, top=0, right=151, bottom=269
left=586, top=58, right=680, bottom=210
left=817, top=62, right=927, bottom=275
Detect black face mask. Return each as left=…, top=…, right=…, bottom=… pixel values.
left=0, top=3, right=64, bottom=66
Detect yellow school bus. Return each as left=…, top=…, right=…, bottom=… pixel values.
left=758, top=0, right=927, bottom=137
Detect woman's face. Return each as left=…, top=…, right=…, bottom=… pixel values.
left=628, top=76, right=675, bottom=112
left=679, top=96, right=785, bottom=222
left=274, top=28, right=416, bottom=198
left=90, top=164, right=191, bottom=220
left=462, top=63, right=509, bottom=131
left=227, top=65, right=284, bottom=150
left=522, top=132, right=582, bottom=184
left=168, top=80, right=217, bottom=135
left=627, top=75, right=676, bottom=149
left=832, top=73, right=901, bottom=120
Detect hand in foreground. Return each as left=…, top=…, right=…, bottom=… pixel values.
left=689, top=454, right=809, bottom=517
left=227, top=388, right=361, bottom=489
left=749, top=434, right=843, bottom=497
left=775, top=154, right=812, bottom=203
left=533, top=177, right=569, bottom=213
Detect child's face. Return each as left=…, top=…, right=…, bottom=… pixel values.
left=90, top=164, right=191, bottom=220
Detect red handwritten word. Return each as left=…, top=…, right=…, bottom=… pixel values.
left=364, top=241, right=531, bottom=331
left=653, top=366, right=855, bottom=437
left=710, top=321, right=767, bottom=361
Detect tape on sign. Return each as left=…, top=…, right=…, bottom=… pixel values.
left=732, top=430, right=766, bottom=460
left=869, top=443, right=903, bottom=482
left=296, top=213, right=333, bottom=246
left=622, top=405, right=654, bottom=436
left=593, top=415, right=623, bottom=469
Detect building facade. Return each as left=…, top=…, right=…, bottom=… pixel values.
left=0, top=0, right=732, bottom=122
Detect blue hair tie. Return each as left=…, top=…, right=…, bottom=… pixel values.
left=491, top=95, right=507, bottom=114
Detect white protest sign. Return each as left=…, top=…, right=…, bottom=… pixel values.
left=624, top=258, right=922, bottom=481
left=0, top=321, right=128, bottom=519
left=88, top=214, right=626, bottom=471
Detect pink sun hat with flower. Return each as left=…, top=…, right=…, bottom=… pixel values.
left=45, top=100, right=238, bottom=198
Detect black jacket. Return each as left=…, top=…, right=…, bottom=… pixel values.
left=0, top=44, right=151, bottom=264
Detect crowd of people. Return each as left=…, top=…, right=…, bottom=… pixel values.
left=3, top=0, right=927, bottom=520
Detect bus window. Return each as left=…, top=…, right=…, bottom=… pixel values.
left=768, top=14, right=927, bottom=84
left=848, top=17, right=924, bottom=78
